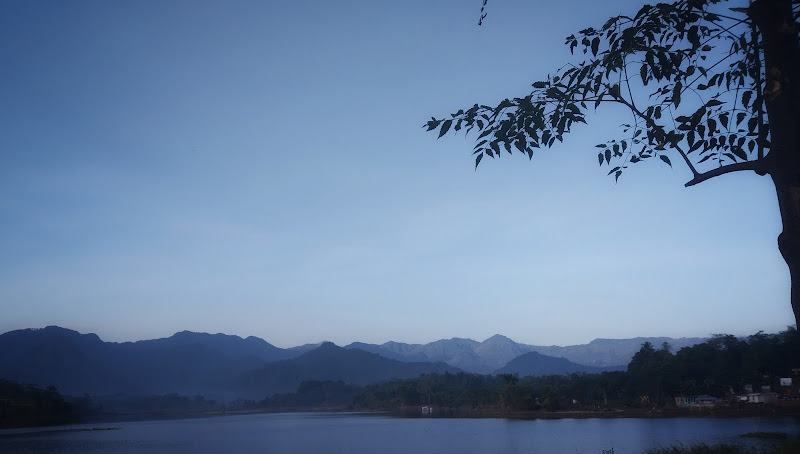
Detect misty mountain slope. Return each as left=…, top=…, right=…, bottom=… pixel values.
left=344, top=334, right=707, bottom=372
left=237, top=342, right=462, bottom=398
left=346, top=336, right=527, bottom=373
left=529, top=337, right=707, bottom=367
left=474, top=334, right=532, bottom=372
left=343, top=342, right=427, bottom=362
left=345, top=337, right=497, bottom=373
left=494, top=351, right=625, bottom=377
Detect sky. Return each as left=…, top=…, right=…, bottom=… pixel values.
left=0, top=0, right=793, bottom=348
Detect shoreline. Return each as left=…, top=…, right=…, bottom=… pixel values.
left=47, top=402, right=800, bottom=427
left=5, top=402, right=799, bottom=430
left=401, top=404, right=800, bottom=420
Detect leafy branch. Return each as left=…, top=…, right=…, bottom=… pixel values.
left=427, top=0, right=769, bottom=185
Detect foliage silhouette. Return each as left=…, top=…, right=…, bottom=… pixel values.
left=429, top=0, right=800, bottom=328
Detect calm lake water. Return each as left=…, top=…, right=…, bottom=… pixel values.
left=1, top=412, right=799, bottom=454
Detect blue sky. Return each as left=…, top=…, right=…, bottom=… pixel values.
left=0, top=0, right=792, bottom=348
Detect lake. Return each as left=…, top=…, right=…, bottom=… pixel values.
left=1, top=412, right=799, bottom=454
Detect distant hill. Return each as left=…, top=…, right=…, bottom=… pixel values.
left=528, top=337, right=707, bottom=367
left=237, top=342, right=461, bottom=397
left=346, top=335, right=706, bottom=372
left=474, top=335, right=532, bottom=371
left=345, top=336, right=515, bottom=374
left=0, top=326, right=300, bottom=398
left=494, top=351, right=625, bottom=376
left=0, top=327, right=119, bottom=395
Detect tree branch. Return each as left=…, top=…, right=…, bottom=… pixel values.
left=684, top=160, right=760, bottom=186
left=611, top=95, right=700, bottom=177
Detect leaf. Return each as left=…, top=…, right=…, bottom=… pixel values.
left=591, top=37, right=600, bottom=56
left=742, top=90, right=752, bottom=108
left=672, top=82, right=682, bottom=107
left=532, top=81, right=548, bottom=89
left=598, top=152, right=604, bottom=166
left=660, top=155, right=672, bottom=167
left=605, top=149, right=611, bottom=164
left=475, top=153, right=484, bottom=168
left=438, top=120, right=452, bottom=138
left=748, top=117, right=758, bottom=133
left=719, top=113, right=729, bottom=129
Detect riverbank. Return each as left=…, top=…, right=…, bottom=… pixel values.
left=386, top=401, right=800, bottom=420
left=6, top=400, right=799, bottom=430
left=70, top=402, right=800, bottom=427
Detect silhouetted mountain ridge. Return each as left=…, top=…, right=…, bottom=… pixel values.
left=0, top=326, right=706, bottom=400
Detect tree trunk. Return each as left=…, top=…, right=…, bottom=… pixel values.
left=752, top=0, right=800, bottom=328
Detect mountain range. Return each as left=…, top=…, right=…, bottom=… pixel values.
left=0, top=326, right=705, bottom=400
left=344, top=334, right=705, bottom=373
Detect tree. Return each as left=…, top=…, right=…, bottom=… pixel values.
left=427, top=0, right=800, bottom=328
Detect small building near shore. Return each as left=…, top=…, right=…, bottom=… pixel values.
left=674, top=395, right=719, bottom=408
left=743, top=392, right=778, bottom=404
left=694, top=395, right=719, bottom=406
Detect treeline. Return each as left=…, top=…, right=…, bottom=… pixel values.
left=352, top=328, right=800, bottom=412
left=353, top=370, right=627, bottom=412
left=626, top=328, right=799, bottom=405
left=0, top=379, right=77, bottom=428
left=230, top=380, right=361, bottom=410
left=94, top=393, right=220, bottom=414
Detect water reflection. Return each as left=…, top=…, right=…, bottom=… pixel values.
left=1, top=413, right=798, bottom=454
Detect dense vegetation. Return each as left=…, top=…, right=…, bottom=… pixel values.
left=352, top=329, right=799, bottom=412
left=0, top=379, right=77, bottom=428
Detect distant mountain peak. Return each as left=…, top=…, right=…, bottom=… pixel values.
left=482, top=334, right=514, bottom=344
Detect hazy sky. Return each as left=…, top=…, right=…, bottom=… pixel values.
left=1, top=0, right=791, bottom=348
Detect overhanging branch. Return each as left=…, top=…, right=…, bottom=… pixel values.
left=684, top=160, right=761, bottom=186
left=611, top=96, right=700, bottom=177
